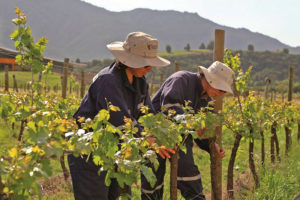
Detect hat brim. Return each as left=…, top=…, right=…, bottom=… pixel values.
left=107, top=42, right=170, bottom=68
left=198, top=66, right=233, bottom=94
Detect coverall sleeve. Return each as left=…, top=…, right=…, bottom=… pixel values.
left=194, top=138, right=210, bottom=153
left=159, top=78, right=186, bottom=114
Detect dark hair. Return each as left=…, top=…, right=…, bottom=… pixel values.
left=117, top=61, right=128, bottom=70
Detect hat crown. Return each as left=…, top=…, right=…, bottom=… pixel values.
left=106, top=31, right=170, bottom=68
left=208, top=61, right=234, bottom=85
left=123, top=32, right=158, bottom=58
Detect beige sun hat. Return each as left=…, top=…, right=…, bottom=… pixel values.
left=107, top=32, right=170, bottom=68
left=198, top=61, right=235, bottom=94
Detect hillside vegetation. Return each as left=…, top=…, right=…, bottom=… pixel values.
left=82, top=49, right=300, bottom=90
left=4, top=50, right=298, bottom=92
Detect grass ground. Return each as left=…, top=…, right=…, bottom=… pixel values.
left=0, top=71, right=64, bottom=88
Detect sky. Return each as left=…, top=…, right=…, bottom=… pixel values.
left=83, top=0, right=300, bottom=47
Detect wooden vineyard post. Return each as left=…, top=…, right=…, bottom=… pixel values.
left=60, top=58, right=70, bottom=182
left=13, top=74, right=18, bottom=92
left=210, top=29, right=224, bottom=200
left=80, top=70, right=85, bottom=98
left=4, top=65, right=9, bottom=92
left=62, top=58, right=69, bottom=99
left=69, top=76, right=72, bottom=94
left=160, top=73, right=164, bottom=86
left=260, top=129, right=265, bottom=166
left=270, top=122, right=276, bottom=163
left=175, top=61, right=180, bottom=72
left=76, top=85, right=79, bottom=97
left=285, top=66, right=294, bottom=154
left=170, top=149, right=179, bottom=200
left=288, top=66, right=294, bottom=102
left=264, top=77, right=271, bottom=100
left=38, top=71, right=42, bottom=82
left=298, top=123, right=300, bottom=142
left=149, top=72, right=155, bottom=96
left=0, top=175, right=4, bottom=199
left=271, top=90, right=274, bottom=102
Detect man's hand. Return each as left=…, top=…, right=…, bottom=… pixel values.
left=147, top=136, right=176, bottom=159
left=197, top=128, right=209, bottom=139
left=197, top=128, right=205, bottom=138
left=215, top=143, right=225, bottom=159
left=146, top=136, right=156, bottom=146
left=157, top=146, right=176, bottom=159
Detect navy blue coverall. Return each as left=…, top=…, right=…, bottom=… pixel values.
left=68, top=62, right=154, bottom=200
left=141, top=71, right=211, bottom=200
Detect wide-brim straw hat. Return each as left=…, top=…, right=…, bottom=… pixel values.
left=107, top=32, right=170, bottom=68
left=198, top=61, right=235, bottom=94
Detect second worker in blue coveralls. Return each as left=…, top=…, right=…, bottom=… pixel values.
left=141, top=61, right=235, bottom=200
left=68, top=32, right=174, bottom=200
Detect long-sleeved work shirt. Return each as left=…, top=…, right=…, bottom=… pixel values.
left=152, top=70, right=211, bottom=152
left=74, top=62, right=154, bottom=134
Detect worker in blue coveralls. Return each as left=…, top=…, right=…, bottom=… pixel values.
left=68, top=32, right=175, bottom=200
left=141, top=61, right=235, bottom=200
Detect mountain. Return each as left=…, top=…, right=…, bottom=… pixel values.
left=0, top=0, right=299, bottom=61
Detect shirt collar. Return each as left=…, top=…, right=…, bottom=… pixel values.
left=197, top=73, right=209, bottom=100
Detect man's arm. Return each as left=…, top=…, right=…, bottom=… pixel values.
left=159, top=78, right=186, bottom=114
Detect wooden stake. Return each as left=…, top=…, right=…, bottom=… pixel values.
left=60, top=152, right=69, bottom=181
left=285, top=66, right=294, bottom=154
left=260, top=130, right=265, bottom=166
left=298, top=123, right=300, bottom=142
left=69, top=78, right=72, bottom=94
left=288, top=66, right=294, bottom=102
left=80, top=70, right=85, bottom=98
left=175, top=61, right=180, bottom=72
left=249, top=128, right=259, bottom=188
left=0, top=175, right=4, bottom=198
left=160, top=73, right=164, bottom=86
left=13, top=74, right=18, bottom=92
left=170, top=150, right=178, bottom=200
left=270, top=90, right=273, bottom=102
left=270, top=122, right=276, bottom=163
left=264, top=78, right=271, bottom=100
left=60, top=58, right=70, bottom=183
left=62, top=58, right=69, bottom=99
left=38, top=71, right=42, bottom=82
left=149, top=72, right=155, bottom=96
left=4, top=65, right=9, bottom=92
left=211, top=29, right=225, bottom=200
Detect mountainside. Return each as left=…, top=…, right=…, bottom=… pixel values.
left=0, top=0, right=299, bottom=61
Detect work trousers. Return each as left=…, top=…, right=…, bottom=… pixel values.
left=141, top=135, right=206, bottom=200
left=68, top=154, right=127, bottom=200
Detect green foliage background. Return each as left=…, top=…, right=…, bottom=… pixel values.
left=82, top=49, right=300, bottom=91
